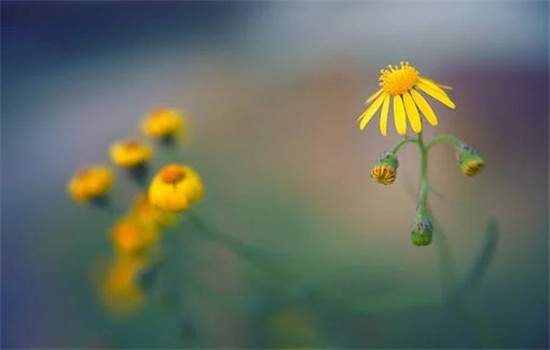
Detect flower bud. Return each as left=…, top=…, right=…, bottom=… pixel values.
left=456, top=144, right=485, bottom=176
left=410, top=216, right=433, bottom=246
left=371, top=151, right=399, bottom=185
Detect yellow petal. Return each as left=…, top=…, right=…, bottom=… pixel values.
left=403, top=91, right=422, bottom=133
left=411, top=89, right=438, bottom=126
left=393, top=95, right=407, bottom=135
left=379, top=95, right=390, bottom=136
left=358, top=93, right=386, bottom=130
left=417, top=78, right=456, bottom=109
left=422, top=77, right=453, bottom=90
left=365, top=88, right=383, bottom=104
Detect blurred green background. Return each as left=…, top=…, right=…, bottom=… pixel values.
left=1, top=1, right=548, bottom=348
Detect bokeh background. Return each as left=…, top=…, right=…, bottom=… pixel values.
left=1, top=1, right=548, bottom=348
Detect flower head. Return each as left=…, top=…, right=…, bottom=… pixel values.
left=111, top=216, right=159, bottom=255
left=411, top=216, right=433, bottom=246
left=98, top=254, right=148, bottom=314
left=457, top=144, right=485, bottom=176
left=68, top=165, right=114, bottom=203
left=358, top=61, right=455, bottom=136
left=131, top=193, right=177, bottom=229
left=371, top=151, right=399, bottom=185
left=141, top=108, right=185, bottom=140
left=109, top=139, right=152, bottom=168
left=148, top=164, right=204, bottom=212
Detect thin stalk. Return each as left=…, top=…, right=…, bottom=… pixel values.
left=391, top=136, right=417, bottom=154
left=425, top=133, right=463, bottom=150
left=416, top=132, right=430, bottom=218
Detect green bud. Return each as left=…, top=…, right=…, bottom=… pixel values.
left=411, top=216, right=433, bottom=246
left=456, top=144, right=485, bottom=176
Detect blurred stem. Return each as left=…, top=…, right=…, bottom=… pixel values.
left=185, top=210, right=288, bottom=281
left=391, top=136, right=417, bottom=154
left=186, top=211, right=258, bottom=259
left=425, top=133, right=463, bottom=150
left=432, top=218, right=458, bottom=299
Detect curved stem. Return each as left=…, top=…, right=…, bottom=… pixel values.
left=391, top=136, right=417, bottom=154
left=425, top=133, right=463, bottom=150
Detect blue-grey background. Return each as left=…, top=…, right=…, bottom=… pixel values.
left=1, top=1, right=548, bottom=348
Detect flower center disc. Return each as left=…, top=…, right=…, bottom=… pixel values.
left=379, top=63, right=420, bottom=95
left=123, top=140, right=141, bottom=150
left=160, top=166, right=186, bottom=184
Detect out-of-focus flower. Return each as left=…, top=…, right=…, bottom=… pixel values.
left=269, top=306, right=320, bottom=348
left=148, top=164, right=204, bottom=212
left=358, top=61, right=455, bottom=135
left=411, top=215, right=433, bottom=246
left=141, top=108, right=185, bottom=140
left=109, top=139, right=152, bottom=168
left=111, top=215, right=159, bottom=255
left=371, top=151, right=399, bottom=185
left=67, top=165, right=114, bottom=203
left=131, top=193, right=177, bottom=229
left=457, top=144, right=485, bottom=176
left=98, top=254, right=148, bottom=315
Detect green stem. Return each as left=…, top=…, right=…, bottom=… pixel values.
left=184, top=211, right=290, bottom=281
left=425, top=133, right=463, bottom=150
left=416, top=132, right=429, bottom=218
left=391, top=136, right=417, bottom=154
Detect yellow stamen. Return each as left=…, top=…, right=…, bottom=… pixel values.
left=379, top=62, right=420, bottom=96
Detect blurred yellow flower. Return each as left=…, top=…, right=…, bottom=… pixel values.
left=132, top=193, right=177, bottom=229
left=111, top=216, right=159, bottom=254
left=67, top=165, right=114, bottom=203
left=109, top=139, right=152, bottom=168
left=270, top=307, right=319, bottom=348
left=141, top=108, right=185, bottom=139
left=99, top=255, right=148, bottom=315
left=358, top=61, right=455, bottom=136
left=148, top=164, right=204, bottom=212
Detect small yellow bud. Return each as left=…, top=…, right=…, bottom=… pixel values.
left=141, top=108, right=185, bottom=140
left=457, top=144, right=485, bottom=176
left=67, top=165, right=114, bottom=204
left=148, top=164, right=204, bottom=212
left=371, top=152, right=399, bottom=185
left=109, top=139, right=152, bottom=168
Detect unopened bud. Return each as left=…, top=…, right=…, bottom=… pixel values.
left=371, top=152, right=399, bottom=185
left=457, top=144, right=485, bottom=176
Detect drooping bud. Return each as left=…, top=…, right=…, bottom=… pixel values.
left=410, top=215, right=433, bottom=246
left=371, top=151, right=399, bottom=185
left=456, top=144, right=485, bottom=176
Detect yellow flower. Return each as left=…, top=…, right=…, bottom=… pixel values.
left=148, top=164, right=204, bottom=212
left=109, top=139, right=152, bottom=168
left=358, top=61, right=455, bottom=136
left=371, top=165, right=396, bottom=185
left=67, top=165, right=114, bottom=203
left=111, top=216, right=159, bottom=255
left=131, top=193, right=177, bottom=229
left=98, top=255, right=148, bottom=315
left=141, top=108, right=185, bottom=139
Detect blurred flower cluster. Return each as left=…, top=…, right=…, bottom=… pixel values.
left=68, top=108, right=204, bottom=314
